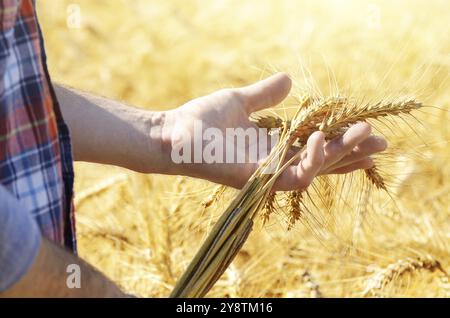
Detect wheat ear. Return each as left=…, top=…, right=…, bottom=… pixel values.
left=363, top=256, right=449, bottom=297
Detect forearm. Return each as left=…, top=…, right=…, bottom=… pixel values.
left=54, top=84, right=171, bottom=173
left=1, top=238, right=126, bottom=298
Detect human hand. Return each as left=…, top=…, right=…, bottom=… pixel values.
left=162, top=73, right=387, bottom=191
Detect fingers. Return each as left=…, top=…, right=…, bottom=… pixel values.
left=272, top=123, right=388, bottom=191
left=238, top=73, right=292, bottom=114
left=323, top=135, right=387, bottom=173
left=326, top=157, right=374, bottom=174
left=322, top=122, right=372, bottom=170
left=274, top=131, right=325, bottom=191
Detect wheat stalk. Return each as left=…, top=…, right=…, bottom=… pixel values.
left=251, top=115, right=284, bottom=129
left=262, top=191, right=276, bottom=224
left=287, top=190, right=303, bottom=230
left=362, top=256, right=449, bottom=297
left=301, top=270, right=323, bottom=298
left=364, top=166, right=387, bottom=191
left=74, top=173, right=129, bottom=206
left=292, top=97, right=421, bottom=144
left=202, top=185, right=227, bottom=209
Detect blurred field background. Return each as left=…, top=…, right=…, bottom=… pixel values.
left=37, top=0, right=449, bottom=297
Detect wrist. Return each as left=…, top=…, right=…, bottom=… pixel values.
left=151, top=108, right=199, bottom=177
left=139, top=109, right=176, bottom=175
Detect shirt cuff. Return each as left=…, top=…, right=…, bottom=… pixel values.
left=0, top=186, right=42, bottom=292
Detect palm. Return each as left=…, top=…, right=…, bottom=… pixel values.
left=179, top=90, right=256, bottom=133
left=170, top=89, right=261, bottom=187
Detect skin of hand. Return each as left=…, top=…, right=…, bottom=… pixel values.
left=161, top=73, right=387, bottom=191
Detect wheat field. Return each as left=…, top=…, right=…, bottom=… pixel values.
left=37, top=0, right=449, bottom=297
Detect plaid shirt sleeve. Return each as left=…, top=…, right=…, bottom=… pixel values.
left=1, top=0, right=76, bottom=266
left=0, top=184, right=41, bottom=291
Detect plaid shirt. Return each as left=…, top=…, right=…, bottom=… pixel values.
left=0, top=0, right=76, bottom=251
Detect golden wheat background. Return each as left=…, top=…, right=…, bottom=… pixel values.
left=37, top=0, right=449, bottom=297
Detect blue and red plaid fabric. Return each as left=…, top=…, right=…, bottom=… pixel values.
left=0, top=0, right=76, bottom=251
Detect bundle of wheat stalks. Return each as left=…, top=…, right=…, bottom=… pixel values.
left=170, top=94, right=423, bottom=298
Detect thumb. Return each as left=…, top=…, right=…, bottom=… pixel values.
left=238, top=72, right=292, bottom=114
